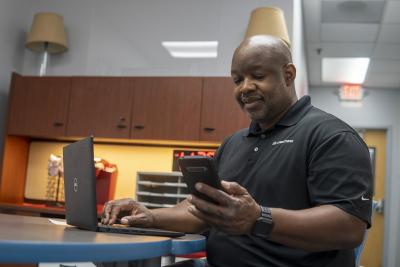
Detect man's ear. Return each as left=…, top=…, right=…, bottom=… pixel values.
left=284, top=63, right=296, bottom=86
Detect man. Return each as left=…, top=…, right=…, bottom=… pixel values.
left=102, top=35, right=372, bottom=267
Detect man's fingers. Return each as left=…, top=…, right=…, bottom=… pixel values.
left=188, top=194, right=232, bottom=220
left=188, top=205, right=226, bottom=227
left=109, top=205, right=122, bottom=225
left=221, top=181, right=248, bottom=195
left=101, top=198, right=140, bottom=225
left=195, top=183, right=231, bottom=205
left=121, top=214, right=147, bottom=226
left=102, top=201, right=114, bottom=224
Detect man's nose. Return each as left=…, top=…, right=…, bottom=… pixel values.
left=240, top=78, right=256, bottom=94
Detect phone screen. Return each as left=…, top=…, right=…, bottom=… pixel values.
left=178, top=156, right=221, bottom=203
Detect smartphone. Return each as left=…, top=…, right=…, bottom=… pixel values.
left=178, top=156, right=222, bottom=204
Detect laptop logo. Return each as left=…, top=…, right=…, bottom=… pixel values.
left=73, top=178, right=78, bottom=192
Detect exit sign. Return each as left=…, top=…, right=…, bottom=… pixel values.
left=339, top=84, right=363, bottom=101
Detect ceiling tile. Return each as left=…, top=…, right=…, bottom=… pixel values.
left=308, top=42, right=374, bottom=57
left=372, top=44, right=400, bottom=59
left=368, top=59, right=400, bottom=73
left=321, top=23, right=379, bottom=42
left=377, top=24, right=400, bottom=43
left=383, top=2, right=400, bottom=23
left=364, top=73, right=400, bottom=88
left=305, top=0, right=400, bottom=90
left=321, top=0, right=385, bottom=23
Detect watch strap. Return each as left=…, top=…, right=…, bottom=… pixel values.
left=260, top=206, right=272, bottom=222
left=251, top=205, right=274, bottom=238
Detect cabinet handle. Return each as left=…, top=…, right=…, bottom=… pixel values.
left=134, top=125, right=145, bottom=130
left=116, top=124, right=127, bottom=129
left=53, top=122, right=64, bottom=127
left=203, top=127, right=215, bottom=132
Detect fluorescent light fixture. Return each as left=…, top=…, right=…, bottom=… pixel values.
left=322, top=57, right=370, bottom=84
left=162, top=41, right=218, bottom=58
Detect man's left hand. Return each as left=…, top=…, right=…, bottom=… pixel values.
left=187, top=180, right=261, bottom=235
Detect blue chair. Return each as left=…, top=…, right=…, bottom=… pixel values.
left=354, top=200, right=378, bottom=266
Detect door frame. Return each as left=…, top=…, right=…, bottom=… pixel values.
left=356, top=125, right=395, bottom=267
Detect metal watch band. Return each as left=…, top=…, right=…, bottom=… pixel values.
left=260, top=205, right=273, bottom=222
left=251, top=205, right=274, bottom=238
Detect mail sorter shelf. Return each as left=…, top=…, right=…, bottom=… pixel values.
left=136, top=171, right=189, bottom=208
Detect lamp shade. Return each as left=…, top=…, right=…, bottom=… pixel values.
left=245, top=7, right=290, bottom=47
left=26, top=12, right=68, bottom=53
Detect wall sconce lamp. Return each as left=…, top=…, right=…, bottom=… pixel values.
left=246, top=7, right=291, bottom=48
left=26, top=12, right=68, bottom=76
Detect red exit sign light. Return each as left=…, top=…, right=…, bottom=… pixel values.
left=339, top=84, right=363, bottom=101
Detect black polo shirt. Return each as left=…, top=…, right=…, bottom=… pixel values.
left=206, top=96, right=373, bottom=267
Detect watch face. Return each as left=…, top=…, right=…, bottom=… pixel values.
left=252, top=219, right=273, bottom=238
left=252, top=206, right=273, bottom=238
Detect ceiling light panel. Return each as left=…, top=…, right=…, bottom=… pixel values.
left=322, top=57, right=370, bottom=84
left=162, top=41, right=218, bottom=58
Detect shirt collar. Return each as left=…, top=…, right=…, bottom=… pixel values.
left=244, top=96, right=312, bottom=137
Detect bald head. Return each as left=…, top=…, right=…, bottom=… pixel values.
left=233, top=35, right=292, bottom=68
left=230, top=35, right=297, bottom=129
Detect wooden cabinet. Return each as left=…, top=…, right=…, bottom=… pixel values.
left=1, top=74, right=242, bottom=212
left=66, top=77, right=133, bottom=138
left=200, top=77, right=250, bottom=142
left=6, top=75, right=248, bottom=142
left=7, top=73, right=70, bottom=137
left=130, top=77, right=202, bottom=141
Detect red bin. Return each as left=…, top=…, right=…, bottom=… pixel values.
left=95, top=163, right=117, bottom=205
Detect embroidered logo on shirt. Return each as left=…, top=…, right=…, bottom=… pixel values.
left=272, top=140, right=294, bottom=146
left=361, top=195, right=370, bottom=201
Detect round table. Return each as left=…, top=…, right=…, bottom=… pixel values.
left=0, top=213, right=205, bottom=266
left=0, top=213, right=170, bottom=264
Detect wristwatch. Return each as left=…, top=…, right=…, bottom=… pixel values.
left=251, top=205, right=274, bottom=238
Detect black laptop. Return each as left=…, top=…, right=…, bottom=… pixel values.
left=63, top=136, right=184, bottom=237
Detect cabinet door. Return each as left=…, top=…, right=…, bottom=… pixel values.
left=66, top=77, right=133, bottom=138
left=7, top=74, right=71, bottom=137
left=200, top=77, right=250, bottom=142
left=131, top=77, right=202, bottom=141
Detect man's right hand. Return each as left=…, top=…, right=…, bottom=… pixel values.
left=101, top=198, right=154, bottom=227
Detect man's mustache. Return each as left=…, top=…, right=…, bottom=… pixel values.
left=241, top=93, right=263, bottom=103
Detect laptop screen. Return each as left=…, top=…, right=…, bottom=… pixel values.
left=62, top=137, right=185, bottom=238
left=63, top=136, right=98, bottom=231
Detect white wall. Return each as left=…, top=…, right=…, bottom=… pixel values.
left=309, top=87, right=400, bottom=267
left=22, top=0, right=94, bottom=76
left=21, top=0, right=295, bottom=77
left=0, top=0, right=296, bottom=170
left=0, top=0, right=31, bottom=161
left=292, top=0, right=308, bottom=97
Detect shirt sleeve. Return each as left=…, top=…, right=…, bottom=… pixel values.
left=307, top=131, right=373, bottom=228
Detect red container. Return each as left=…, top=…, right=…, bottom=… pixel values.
left=96, top=169, right=117, bottom=205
